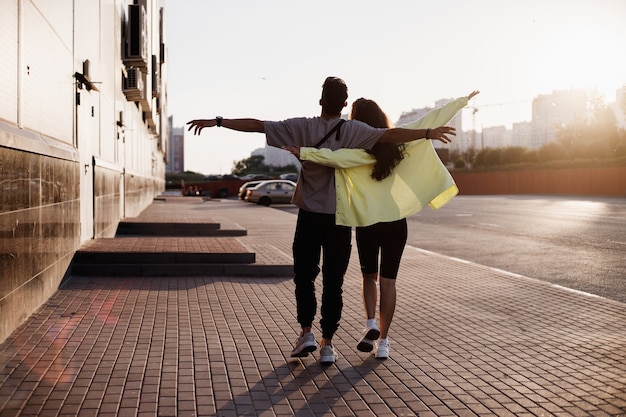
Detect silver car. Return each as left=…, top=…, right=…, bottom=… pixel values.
left=238, top=180, right=263, bottom=200
left=245, top=180, right=296, bottom=206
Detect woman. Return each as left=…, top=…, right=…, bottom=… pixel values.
left=284, top=90, right=479, bottom=359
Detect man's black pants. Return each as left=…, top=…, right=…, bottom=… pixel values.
left=292, top=209, right=352, bottom=340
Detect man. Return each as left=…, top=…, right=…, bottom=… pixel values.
left=187, top=76, right=455, bottom=364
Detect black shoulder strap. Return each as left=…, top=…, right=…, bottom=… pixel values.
left=313, top=119, right=346, bottom=149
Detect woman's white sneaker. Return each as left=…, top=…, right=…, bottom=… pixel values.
left=357, top=324, right=380, bottom=352
left=375, top=339, right=389, bottom=359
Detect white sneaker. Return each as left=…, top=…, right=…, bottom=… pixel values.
left=319, top=345, right=338, bottom=365
left=357, top=324, right=380, bottom=352
left=290, top=332, right=317, bottom=357
left=375, top=339, right=389, bottom=359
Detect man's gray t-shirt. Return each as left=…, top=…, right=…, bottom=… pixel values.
left=265, top=117, right=385, bottom=214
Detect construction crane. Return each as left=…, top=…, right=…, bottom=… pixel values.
left=466, top=99, right=530, bottom=145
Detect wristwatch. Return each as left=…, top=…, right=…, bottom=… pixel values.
left=216, top=116, right=223, bottom=127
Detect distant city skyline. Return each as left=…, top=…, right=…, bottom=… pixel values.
left=170, top=84, right=626, bottom=175
left=175, top=84, right=626, bottom=175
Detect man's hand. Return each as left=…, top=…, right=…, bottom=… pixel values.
left=186, top=119, right=217, bottom=135
left=429, top=126, right=456, bottom=143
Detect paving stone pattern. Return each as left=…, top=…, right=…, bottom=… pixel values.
left=1, top=197, right=625, bottom=416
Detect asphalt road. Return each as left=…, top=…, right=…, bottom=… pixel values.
left=403, top=195, right=626, bottom=303
left=274, top=195, right=626, bottom=304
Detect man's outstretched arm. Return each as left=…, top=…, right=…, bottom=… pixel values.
left=187, top=118, right=265, bottom=135
left=379, top=126, right=456, bottom=144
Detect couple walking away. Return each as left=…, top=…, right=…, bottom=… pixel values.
left=187, top=76, right=478, bottom=364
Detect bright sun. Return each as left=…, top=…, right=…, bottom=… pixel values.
left=532, top=27, right=625, bottom=102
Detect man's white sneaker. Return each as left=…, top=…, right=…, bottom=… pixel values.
left=290, top=332, right=317, bottom=357
left=375, top=339, right=389, bottom=359
left=357, top=324, right=380, bottom=352
left=319, top=345, right=338, bottom=365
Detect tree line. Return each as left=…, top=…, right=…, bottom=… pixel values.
left=166, top=155, right=299, bottom=185
left=451, top=104, right=626, bottom=170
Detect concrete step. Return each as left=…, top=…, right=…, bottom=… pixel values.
left=115, top=221, right=246, bottom=237
left=71, top=251, right=255, bottom=265
left=69, top=263, right=293, bottom=277
left=68, top=236, right=293, bottom=277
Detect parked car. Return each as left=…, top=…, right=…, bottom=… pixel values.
left=241, top=173, right=272, bottom=181
left=279, top=172, right=299, bottom=182
left=238, top=180, right=263, bottom=200
left=245, top=180, right=296, bottom=206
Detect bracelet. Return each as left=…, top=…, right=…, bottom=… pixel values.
left=216, top=116, right=223, bottom=127
left=426, top=128, right=431, bottom=139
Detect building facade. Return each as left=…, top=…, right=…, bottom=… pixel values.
left=167, top=117, right=184, bottom=173
left=530, top=90, right=588, bottom=149
left=611, top=86, right=626, bottom=130
left=0, top=0, right=168, bottom=342
left=481, top=125, right=511, bottom=149
left=253, top=146, right=299, bottom=170
left=511, top=121, right=532, bottom=149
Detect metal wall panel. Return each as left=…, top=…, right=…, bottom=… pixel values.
left=98, top=0, right=121, bottom=163
left=21, top=0, right=73, bottom=142
left=30, top=0, right=73, bottom=49
left=0, top=0, right=18, bottom=123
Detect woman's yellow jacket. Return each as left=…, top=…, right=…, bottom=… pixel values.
left=298, top=96, right=468, bottom=227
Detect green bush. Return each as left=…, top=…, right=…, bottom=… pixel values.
left=500, top=147, right=526, bottom=165
left=537, top=142, right=566, bottom=163
left=520, top=149, right=538, bottom=164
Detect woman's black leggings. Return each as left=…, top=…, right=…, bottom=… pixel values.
left=356, top=218, right=408, bottom=280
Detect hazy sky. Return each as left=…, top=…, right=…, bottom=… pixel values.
left=164, top=0, right=626, bottom=175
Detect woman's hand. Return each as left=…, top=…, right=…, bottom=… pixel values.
left=467, top=90, right=480, bottom=100
left=282, top=145, right=301, bottom=158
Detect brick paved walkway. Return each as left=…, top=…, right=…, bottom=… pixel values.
left=1, top=197, right=625, bottom=416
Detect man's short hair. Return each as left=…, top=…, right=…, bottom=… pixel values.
left=321, top=77, right=348, bottom=115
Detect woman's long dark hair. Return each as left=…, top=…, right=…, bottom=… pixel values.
left=350, top=98, right=406, bottom=181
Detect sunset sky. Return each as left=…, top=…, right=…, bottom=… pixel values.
left=165, top=0, right=626, bottom=174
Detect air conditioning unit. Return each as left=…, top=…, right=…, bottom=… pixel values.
left=123, top=67, right=145, bottom=101
left=124, top=4, right=148, bottom=69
